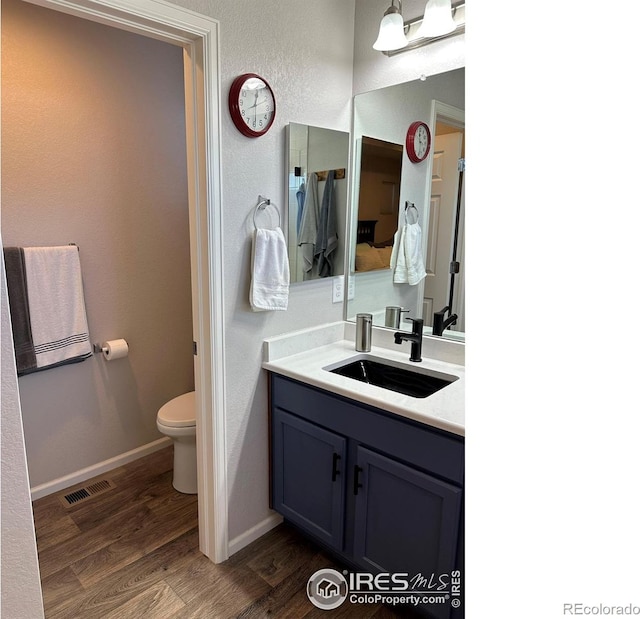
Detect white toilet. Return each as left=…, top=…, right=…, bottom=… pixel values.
left=156, top=391, right=197, bottom=494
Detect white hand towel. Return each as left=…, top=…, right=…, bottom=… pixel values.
left=391, top=223, right=426, bottom=285
left=250, top=227, right=290, bottom=311
left=23, top=246, right=93, bottom=370
left=402, top=222, right=427, bottom=285
left=389, top=225, right=405, bottom=279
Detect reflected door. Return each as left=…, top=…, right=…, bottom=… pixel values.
left=424, top=132, right=463, bottom=326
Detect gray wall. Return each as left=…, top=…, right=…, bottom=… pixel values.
left=1, top=0, right=194, bottom=488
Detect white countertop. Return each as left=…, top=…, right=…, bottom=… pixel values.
left=262, top=323, right=465, bottom=437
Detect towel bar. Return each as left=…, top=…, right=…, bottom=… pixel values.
left=253, top=195, right=281, bottom=229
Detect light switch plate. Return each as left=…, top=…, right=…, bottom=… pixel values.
left=347, top=276, right=355, bottom=300
left=332, top=277, right=344, bottom=303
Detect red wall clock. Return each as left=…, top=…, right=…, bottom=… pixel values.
left=229, top=73, right=276, bottom=138
left=406, top=121, right=431, bottom=163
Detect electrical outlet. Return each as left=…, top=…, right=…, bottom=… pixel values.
left=347, top=276, right=355, bottom=300
left=332, top=277, right=344, bottom=303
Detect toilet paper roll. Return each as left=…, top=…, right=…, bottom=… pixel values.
left=102, top=339, right=129, bottom=361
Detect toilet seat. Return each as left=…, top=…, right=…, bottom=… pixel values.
left=157, top=391, right=196, bottom=428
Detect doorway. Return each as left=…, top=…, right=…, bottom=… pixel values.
left=1, top=0, right=227, bottom=564
left=423, top=102, right=465, bottom=338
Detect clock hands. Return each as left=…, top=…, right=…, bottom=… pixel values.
left=247, top=97, right=268, bottom=110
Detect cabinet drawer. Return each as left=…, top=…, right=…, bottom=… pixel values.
left=271, top=374, right=464, bottom=485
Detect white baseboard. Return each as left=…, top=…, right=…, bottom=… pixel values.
left=30, top=437, right=172, bottom=501
left=228, top=512, right=283, bottom=557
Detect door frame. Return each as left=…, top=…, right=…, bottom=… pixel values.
left=19, top=0, right=229, bottom=563
left=420, top=101, right=465, bottom=331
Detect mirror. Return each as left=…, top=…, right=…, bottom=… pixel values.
left=286, top=123, right=349, bottom=283
left=346, top=68, right=465, bottom=341
left=354, top=137, right=403, bottom=274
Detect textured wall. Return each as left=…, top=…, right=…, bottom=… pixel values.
left=1, top=246, right=45, bottom=619
left=1, top=0, right=194, bottom=487
left=178, top=0, right=356, bottom=542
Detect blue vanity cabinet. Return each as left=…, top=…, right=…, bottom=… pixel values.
left=353, top=445, right=462, bottom=576
left=269, top=373, right=464, bottom=619
left=272, top=407, right=347, bottom=549
left=353, top=446, right=462, bottom=619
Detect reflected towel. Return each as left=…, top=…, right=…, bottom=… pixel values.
left=250, top=227, right=290, bottom=311
left=296, top=182, right=306, bottom=234
left=390, top=223, right=426, bottom=285
left=23, top=246, right=92, bottom=370
left=315, top=170, right=338, bottom=278
left=297, top=172, right=319, bottom=274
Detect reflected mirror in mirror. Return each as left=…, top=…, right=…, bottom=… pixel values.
left=354, top=137, right=402, bottom=274
left=346, top=67, right=465, bottom=342
left=286, top=123, right=349, bottom=283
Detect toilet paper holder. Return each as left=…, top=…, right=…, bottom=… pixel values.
left=93, top=339, right=129, bottom=360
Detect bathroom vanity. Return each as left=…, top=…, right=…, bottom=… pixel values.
left=263, top=323, right=464, bottom=619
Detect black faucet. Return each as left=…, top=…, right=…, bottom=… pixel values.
left=394, top=318, right=424, bottom=362
left=433, top=306, right=458, bottom=337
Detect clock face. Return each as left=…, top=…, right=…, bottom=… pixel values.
left=229, top=74, right=276, bottom=138
left=406, top=121, right=431, bottom=163
left=414, top=124, right=429, bottom=158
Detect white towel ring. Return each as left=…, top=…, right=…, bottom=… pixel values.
left=253, top=195, right=281, bottom=229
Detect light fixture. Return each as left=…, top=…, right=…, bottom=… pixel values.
left=375, top=0, right=465, bottom=57
left=372, top=0, right=409, bottom=52
left=416, top=0, right=456, bottom=38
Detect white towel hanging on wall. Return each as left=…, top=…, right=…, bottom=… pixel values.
left=22, top=245, right=93, bottom=370
left=250, top=227, right=290, bottom=311
left=250, top=198, right=289, bottom=311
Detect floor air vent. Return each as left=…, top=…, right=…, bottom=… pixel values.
left=60, top=479, right=116, bottom=507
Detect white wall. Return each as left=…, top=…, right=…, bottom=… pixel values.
left=128, top=0, right=357, bottom=542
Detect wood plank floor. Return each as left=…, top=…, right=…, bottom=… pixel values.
left=33, top=447, right=413, bottom=618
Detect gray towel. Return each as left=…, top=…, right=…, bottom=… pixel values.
left=315, top=170, right=338, bottom=278
left=2, top=247, right=37, bottom=374
left=297, top=172, right=320, bottom=274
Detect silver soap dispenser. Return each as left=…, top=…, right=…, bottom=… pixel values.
left=355, top=313, right=372, bottom=352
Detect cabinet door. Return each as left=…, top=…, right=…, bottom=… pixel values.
left=353, top=445, right=462, bottom=582
left=272, top=408, right=347, bottom=549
